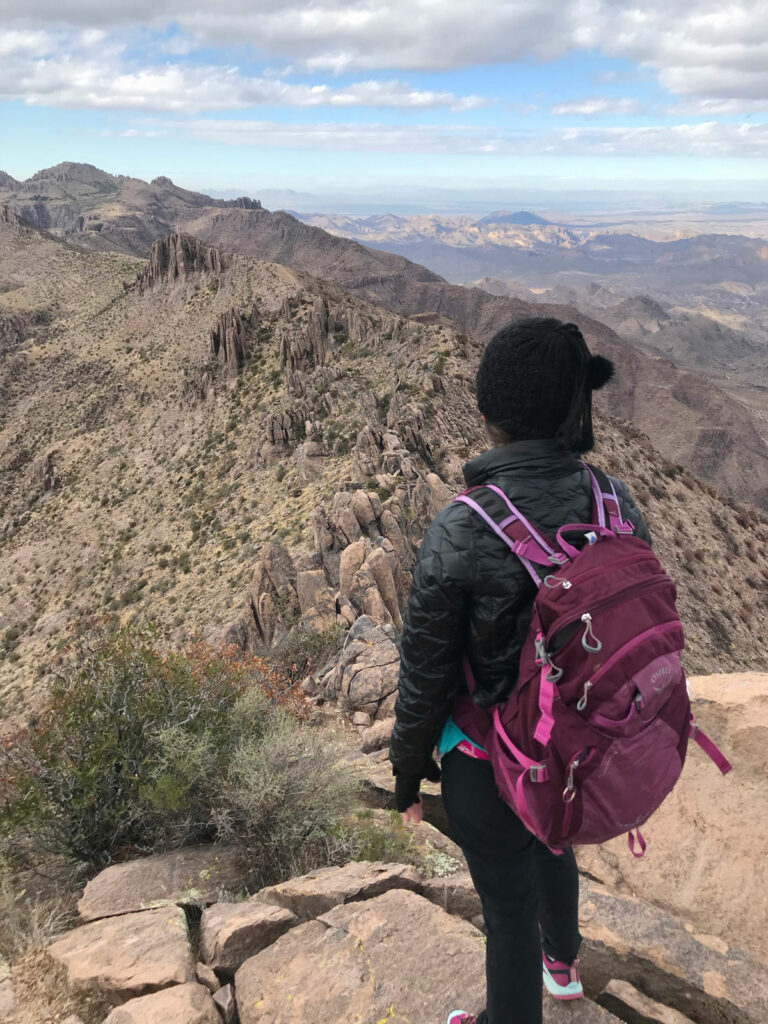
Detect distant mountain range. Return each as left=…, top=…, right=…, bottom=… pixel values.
left=2, top=162, right=767, bottom=511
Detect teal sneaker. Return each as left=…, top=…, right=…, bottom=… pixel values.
left=542, top=952, right=583, bottom=1000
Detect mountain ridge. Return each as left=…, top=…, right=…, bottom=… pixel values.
left=2, top=169, right=768, bottom=509
left=1, top=216, right=767, bottom=719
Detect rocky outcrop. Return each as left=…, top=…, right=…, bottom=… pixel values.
left=138, top=234, right=226, bottom=291
left=30, top=450, right=61, bottom=495
left=222, top=196, right=263, bottom=210
left=48, top=906, right=194, bottom=1004
left=579, top=878, right=766, bottom=1024
left=103, top=982, right=219, bottom=1023
left=325, top=617, right=400, bottom=719
left=77, top=845, right=246, bottom=922
left=0, top=204, right=33, bottom=235
left=279, top=295, right=330, bottom=371
left=577, top=672, right=768, bottom=960
left=210, top=307, right=257, bottom=379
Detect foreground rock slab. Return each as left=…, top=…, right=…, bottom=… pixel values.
left=258, top=859, right=420, bottom=918
left=48, top=906, right=194, bottom=1004
left=103, top=982, right=219, bottom=1023
left=578, top=672, right=768, bottom=959
left=78, top=845, right=246, bottom=921
left=599, top=979, right=695, bottom=1024
left=199, top=900, right=298, bottom=976
left=580, top=878, right=766, bottom=1024
left=235, top=888, right=621, bottom=1024
left=235, top=889, right=486, bottom=1024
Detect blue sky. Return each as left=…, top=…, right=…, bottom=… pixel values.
left=1, top=1, right=767, bottom=201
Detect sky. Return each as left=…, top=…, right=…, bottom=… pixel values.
left=1, top=0, right=768, bottom=203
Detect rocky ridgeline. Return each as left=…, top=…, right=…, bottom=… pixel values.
left=138, top=234, right=227, bottom=292
left=0, top=205, right=32, bottom=236
left=2, top=674, right=763, bottom=1023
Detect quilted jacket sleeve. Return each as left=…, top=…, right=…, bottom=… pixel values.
left=388, top=504, right=472, bottom=777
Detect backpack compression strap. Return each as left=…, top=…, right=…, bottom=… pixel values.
left=453, top=485, right=565, bottom=586
left=583, top=463, right=636, bottom=535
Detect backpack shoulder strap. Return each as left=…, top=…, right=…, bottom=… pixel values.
left=583, top=463, right=635, bottom=535
left=453, top=484, right=566, bottom=586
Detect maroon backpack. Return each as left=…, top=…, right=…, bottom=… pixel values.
left=455, top=465, right=731, bottom=855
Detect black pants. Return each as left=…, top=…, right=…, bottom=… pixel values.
left=441, top=749, right=582, bottom=1024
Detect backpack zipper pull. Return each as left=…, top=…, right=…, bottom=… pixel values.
left=577, top=681, right=593, bottom=711
left=581, top=613, right=603, bottom=653
left=563, top=756, right=581, bottom=802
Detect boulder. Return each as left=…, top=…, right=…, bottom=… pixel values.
left=360, top=718, right=394, bottom=752
left=235, top=889, right=486, bottom=1024
left=48, top=906, right=194, bottom=1004
left=579, top=878, right=767, bottom=1024
left=258, top=861, right=420, bottom=919
left=577, top=672, right=768, bottom=959
left=213, top=984, right=238, bottom=1024
left=364, top=546, right=403, bottom=629
left=195, top=962, right=219, bottom=994
left=296, top=440, right=324, bottom=482
left=295, top=569, right=328, bottom=614
left=78, top=845, right=246, bottom=922
left=350, top=489, right=379, bottom=536
left=338, top=539, right=368, bottom=598
left=335, top=625, right=400, bottom=716
left=349, top=563, right=393, bottom=625
left=199, top=901, right=298, bottom=976
left=103, top=982, right=219, bottom=1023
left=599, top=979, right=695, bottom=1024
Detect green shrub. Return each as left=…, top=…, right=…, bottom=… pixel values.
left=0, top=625, right=358, bottom=883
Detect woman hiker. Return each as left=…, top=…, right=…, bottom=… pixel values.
left=388, top=317, right=651, bottom=1024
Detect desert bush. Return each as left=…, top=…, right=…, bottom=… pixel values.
left=0, top=625, right=358, bottom=880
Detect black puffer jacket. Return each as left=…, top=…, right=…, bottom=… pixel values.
left=389, top=439, right=651, bottom=777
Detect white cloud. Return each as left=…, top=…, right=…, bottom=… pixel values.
left=5, top=0, right=768, bottom=108
left=550, top=97, right=644, bottom=116
left=0, top=49, right=487, bottom=112
left=145, top=116, right=768, bottom=157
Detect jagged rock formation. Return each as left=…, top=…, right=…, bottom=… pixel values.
left=138, top=233, right=225, bottom=291
left=209, top=307, right=256, bottom=379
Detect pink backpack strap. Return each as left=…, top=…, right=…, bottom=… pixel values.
left=583, top=463, right=635, bottom=535
left=454, top=485, right=565, bottom=586
left=690, top=719, right=733, bottom=775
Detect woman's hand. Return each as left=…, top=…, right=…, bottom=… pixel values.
left=401, top=796, right=424, bottom=824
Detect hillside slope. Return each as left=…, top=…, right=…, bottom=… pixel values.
left=1, top=218, right=766, bottom=718
left=3, top=165, right=768, bottom=508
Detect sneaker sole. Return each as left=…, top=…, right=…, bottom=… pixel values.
left=543, top=969, right=584, bottom=1001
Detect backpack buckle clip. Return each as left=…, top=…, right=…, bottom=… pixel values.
left=529, top=765, right=548, bottom=783
left=548, top=552, right=568, bottom=565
